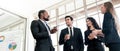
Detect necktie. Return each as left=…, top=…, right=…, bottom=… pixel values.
left=44, top=22, right=50, bottom=30
left=44, top=21, right=50, bottom=35
left=70, top=27, right=73, bottom=50
left=70, top=27, right=72, bottom=37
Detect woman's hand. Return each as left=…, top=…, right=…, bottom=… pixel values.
left=92, top=29, right=102, bottom=35
left=92, top=29, right=104, bottom=38
left=88, top=33, right=96, bottom=40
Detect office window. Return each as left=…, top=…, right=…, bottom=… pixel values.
left=73, top=21, right=77, bottom=27
left=115, top=7, right=120, bottom=22
left=89, top=14, right=100, bottom=26
left=49, top=18, right=56, bottom=24
left=115, top=6, right=120, bottom=35
left=59, top=14, right=65, bottom=19
left=76, top=8, right=85, bottom=20
left=58, top=24, right=66, bottom=37
left=66, top=2, right=75, bottom=12
left=50, top=9, right=56, bottom=18
left=58, top=5, right=65, bottom=15
left=86, top=3, right=98, bottom=15
left=86, top=0, right=96, bottom=5
left=66, top=9, right=76, bottom=15
left=75, top=0, right=83, bottom=9
left=98, top=12, right=104, bottom=28
left=77, top=18, right=87, bottom=39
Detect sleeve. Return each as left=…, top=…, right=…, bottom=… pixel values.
left=59, top=30, right=65, bottom=45
left=102, top=13, right=113, bottom=35
left=30, top=20, right=49, bottom=39
left=84, top=31, right=89, bottom=45
left=95, top=28, right=104, bottom=42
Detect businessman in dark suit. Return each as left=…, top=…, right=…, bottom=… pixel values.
left=31, top=10, right=57, bottom=51
left=59, top=16, right=84, bottom=51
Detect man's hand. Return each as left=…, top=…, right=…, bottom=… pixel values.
left=64, top=34, right=70, bottom=41
left=50, top=26, right=57, bottom=34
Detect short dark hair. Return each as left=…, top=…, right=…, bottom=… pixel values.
left=38, top=10, right=46, bottom=19
left=65, top=16, right=73, bottom=21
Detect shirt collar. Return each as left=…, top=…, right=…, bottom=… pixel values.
left=68, top=26, right=74, bottom=29
left=40, top=19, right=46, bottom=23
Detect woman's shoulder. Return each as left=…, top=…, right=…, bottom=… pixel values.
left=104, top=12, right=113, bottom=18
left=105, top=12, right=111, bottom=15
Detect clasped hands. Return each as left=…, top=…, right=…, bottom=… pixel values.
left=88, top=29, right=103, bottom=40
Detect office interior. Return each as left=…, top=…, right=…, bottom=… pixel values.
left=0, top=0, right=120, bottom=51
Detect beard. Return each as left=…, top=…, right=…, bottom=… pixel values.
left=43, top=16, right=49, bottom=21
left=44, top=18, right=49, bottom=21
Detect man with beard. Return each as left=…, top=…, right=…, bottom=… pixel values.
left=31, top=10, right=57, bottom=51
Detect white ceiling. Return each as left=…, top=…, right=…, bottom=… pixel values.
left=0, top=0, right=62, bottom=17
left=0, top=9, right=22, bottom=29
left=0, top=0, right=62, bottom=29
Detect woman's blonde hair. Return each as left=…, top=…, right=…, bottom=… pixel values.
left=104, top=2, right=120, bottom=33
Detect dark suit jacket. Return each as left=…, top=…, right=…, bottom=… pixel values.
left=59, top=27, right=84, bottom=51
left=102, top=12, right=120, bottom=46
left=31, top=19, right=54, bottom=51
left=84, top=30, right=104, bottom=51
left=84, top=29, right=104, bottom=45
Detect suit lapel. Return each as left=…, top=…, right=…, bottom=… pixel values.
left=66, top=28, right=69, bottom=34
left=73, top=27, right=76, bottom=37
left=65, top=27, right=76, bottom=36
left=38, top=20, right=48, bottom=30
left=38, top=20, right=45, bottom=27
left=45, top=23, right=50, bottom=31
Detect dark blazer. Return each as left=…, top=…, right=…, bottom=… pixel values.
left=102, top=12, right=120, bottom=46
left=31, top=19, right=54, bottom=51
left=84, top=30, right=104, bottom=51
left=59, top=27, right=84, bottom=51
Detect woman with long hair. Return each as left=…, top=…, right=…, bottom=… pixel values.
left=84, top=17, right=104, bottom=51
left=94, top=2, right=120, bottom=51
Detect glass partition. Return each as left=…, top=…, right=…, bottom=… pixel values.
left=0, top=8, right=27, bottom=51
